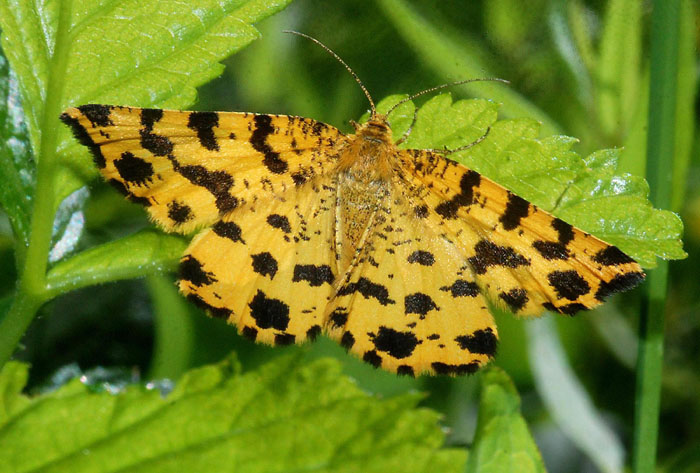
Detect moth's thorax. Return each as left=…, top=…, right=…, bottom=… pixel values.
left=337, top=115, right=395, bottom=183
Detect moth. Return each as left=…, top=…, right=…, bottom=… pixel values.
left=60, top=33, right=644, bottom=376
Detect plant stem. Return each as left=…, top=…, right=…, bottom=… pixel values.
left=0, top=292, right=44, bottom=365
left=146, top=275, right=195, bottom=380
left=632, top=0, right=680, bottom=471
left=0, top=0, right=73, bottom=368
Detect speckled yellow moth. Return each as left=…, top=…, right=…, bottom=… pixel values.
left=61, top=33, right=644, bottom=376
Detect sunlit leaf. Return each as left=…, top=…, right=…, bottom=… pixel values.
left=0, top=46, right=34, bottom=252
left=0, top=355, right=466, bottom=473
left=467, top=366, right=546, bottom=473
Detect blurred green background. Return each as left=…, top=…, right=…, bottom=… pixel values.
left=2, top=1, right=698, bottom=472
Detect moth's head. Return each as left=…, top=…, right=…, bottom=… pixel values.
left=354, top=114, right=394, bottom=145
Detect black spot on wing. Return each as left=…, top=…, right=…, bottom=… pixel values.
left=274, top=333, right=296, bottom=346
left=407, top=250, right=435, bottom=266
left=371, top=326, right=421, bottom=359
left=306, top=325, right=322, bottom=341
left=468, top=240, right=530, bottom=275
left=213, top=221, right=244, bottom=243
left=249, top=290, right=290, bottom=331
left=267, top=214, right=291, bottom=233
left=140, top=129, right=174, bottom=156
left=241, top=326, right=258, bottom=341
left=251, top=252, right=278, bottom=279
left=499, top=288, right=529, bottom=312
left=593, top=246, right=636, bottom=266
left=595, top=271, right=645, bottom=301
left=405, top=293, right=438, bottom=315
left=500, top=192, right=530, bottom=230
left=291, top=172, right=307, bottom=186
left=435, top=169, right=481, bottom=219
left=139, top=108, right=173, bottom=156
left=168, top=159, right=238, bottom=213
left=414, top=205, right=428, bottom=218
left=363, top=350, right=382, bottom=368
left=532, top=240, right=569, bottom=260
left=60, top=112, right=106, bottom=168
left=188, top=111, right=220, bottom=151
left=312, top=121, right=329, bottom=136
left=167, top=200, right=193, bottom=224
left=552, top=218, right=574, bottom=246
left=340, top=331, right=355, bottom=350
left=179, top=255, right=216, bottom=286
left=548, top=270, right=591, bottom=300
left=455, top=327, right=497, bottom=356
left=185, top=293, right=230, bottom=319
left=396, top=365, right=415, bottom=377
left=329, top=308, right=349, bottom=328
left=293, top=264, right=334, bottom=286
left=543, top=302, right=588, bottom=316
left=440, top=279, right=479, bottom=297
left=114, top=152, right=154, bottom=186
left=338, top=277, right=395, bottom=305
left=140, top=108, right=163, bottom=129
left=107, top=179, right=152, bottom=207
left=77, top=104, right=114, bottom=127
left=431, top=362, right=480, bottom=376
left=251, top=114, right=288, bottom=174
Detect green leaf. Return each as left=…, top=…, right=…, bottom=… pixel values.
left=0, top=0, right=294, bottom=202
left=45, top=229, right=187, bottom=297
left=0, top=45, right=34, bottom=253
left=466, top=367, right=546, bottom=473
left=47, top=186, right=89, bottom=264
left=0, top=358, right=30, bottom=424
left=0, top=355, right=466, bottom=473
left=555, top=149, right=686, bottom=267
left=378, top=94, right=686, bottom=267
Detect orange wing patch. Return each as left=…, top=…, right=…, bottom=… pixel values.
left=61, top=99, right=644, bottom=377
left=61, top=105, right=342, bottom=233
left=395, top=149, right=644, bottom=316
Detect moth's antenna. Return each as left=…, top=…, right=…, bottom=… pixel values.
left=386, top=78, right=510, bottom=116
left=284, top=30, right=376, bottom=117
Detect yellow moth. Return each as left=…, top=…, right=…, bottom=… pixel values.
left=60, top=33, right=644, bottom=376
